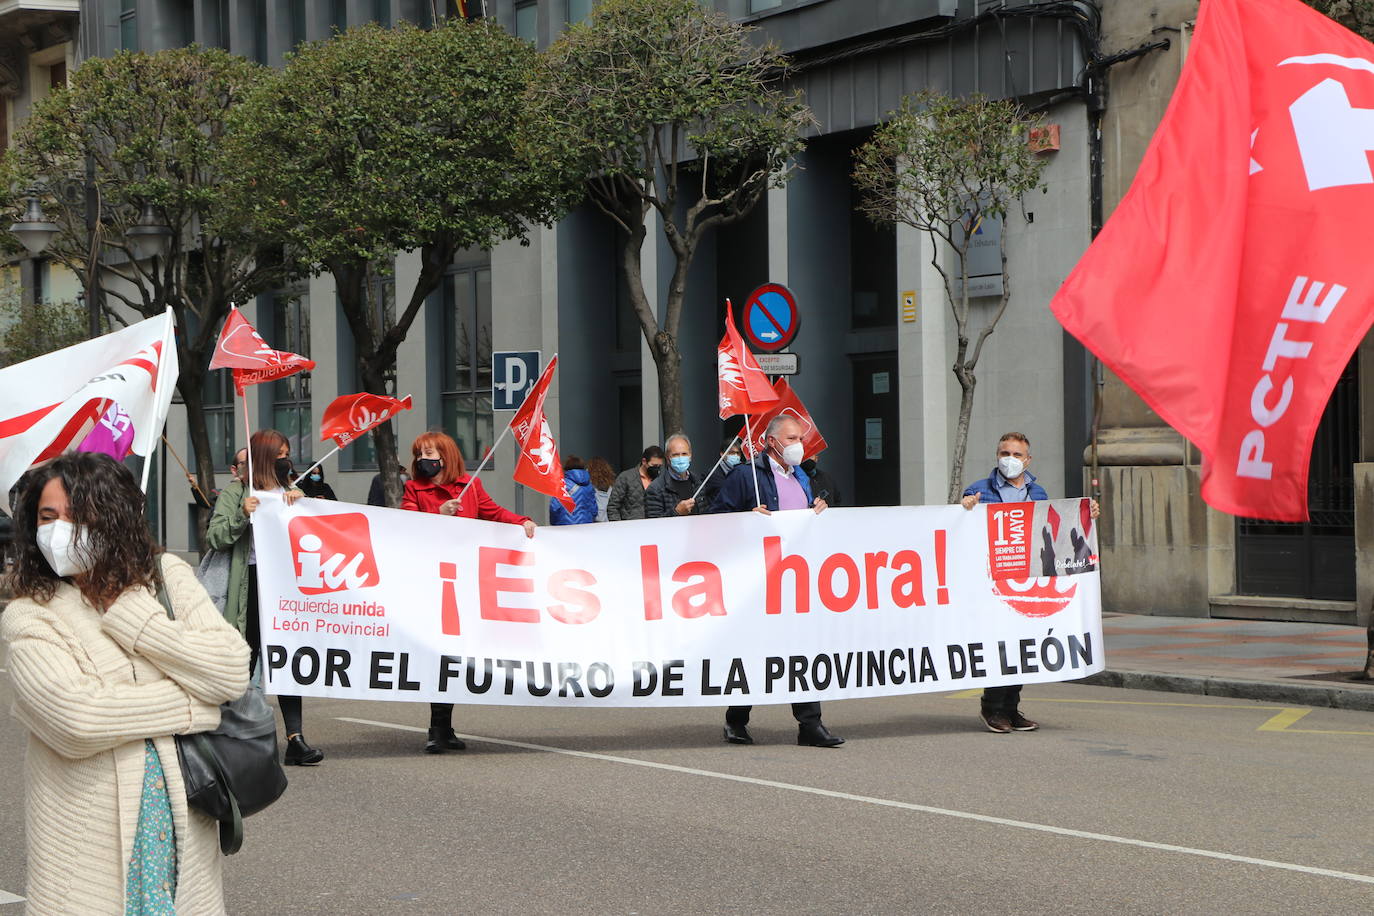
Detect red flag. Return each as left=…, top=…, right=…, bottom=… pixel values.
left=319, top=392, right=414, bottom=447
left=510, top=357, right=575, bottom=511
left=743, top=378, right=827, bottom=461
left=717, top=299, right=780, bottom=419
left=1051, top=0, right=1374, bottom=522
left=209, top=306, right=315, bottom=395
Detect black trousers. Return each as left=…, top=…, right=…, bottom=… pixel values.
left=245, top=567, right=304, bottom=736
left=981, top=685, right=1023, bottom=714
left=430, top=703, right=456, bottom=729
left=726, top=703, right=822, bottom=728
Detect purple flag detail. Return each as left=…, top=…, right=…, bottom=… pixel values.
left=78, top=403, right=136, bottom=460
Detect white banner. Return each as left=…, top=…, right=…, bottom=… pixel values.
left=252, top=495, right=1103, bottom=707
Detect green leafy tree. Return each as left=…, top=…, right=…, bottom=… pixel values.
left=231, top=20, right=576, bottom=507
left=531, top=0, right=812, bottom=435
left=0, top=290, right=93, bottom=366
left=1, top=46, right=292, bottom=527
left=1304, top=0, right=1374, bottom=35
left=853, top=91, right=1046, bottom=501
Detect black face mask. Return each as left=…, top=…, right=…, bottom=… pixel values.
left=416, top=458, right=442, bottom=479
left=645, top=463, right=662, bottom=480
left=800, top=459, right=817, bottom=475
left=275, top=457, right=294, bottom=485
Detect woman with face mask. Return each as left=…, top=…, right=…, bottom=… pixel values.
left=401, top=430, right=535, bottom=754
left=1, top=452, right=249, bottom=914
left=297, top=463, right=337, bottom=501
left=205, top=429, right=321, bottom=765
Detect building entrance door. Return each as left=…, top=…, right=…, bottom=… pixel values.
left=1234, top=358, right=1357, bottom=601
left=852, top=353, right=900, bottom=507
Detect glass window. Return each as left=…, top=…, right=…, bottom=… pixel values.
left=330, top=0, right=347, bottom=32
left=374, top=0, right=392, bottom=26
left=120, top=0, right=138, bottom=50
left=442, top=266, right=494, bottom=468
left=289, top=0, right=307, bottom=48
left=748, top=0, right=783, bottom=11
left=850, top=195, right=896, bottom=330
left=271, top=293, right=312, bottom=464
left=568, top=0, right=592, bottom=22
left=515, top=2, right=537, bottom=42
left=201, top=368, right=237, bottom=470
left=253, top=0, right=268, bottom=62
left=341, top=274, right=397, bottom=471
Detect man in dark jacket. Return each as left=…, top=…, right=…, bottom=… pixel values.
left=713, top=414, right=843, bottom=748
left=961, top=431, right=1098, bottom=734
left=645, top=433, right=705, bottom=518
left=606, top=446, right=664, bottom=520
left=699, top=435, right=744, bottom=511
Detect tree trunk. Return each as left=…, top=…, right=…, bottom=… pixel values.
left=947, top=369, right=977, bottom=503
left=652, top=331, right=684, bottom=437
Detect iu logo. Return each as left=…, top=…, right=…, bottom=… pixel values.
left=289, top=514, right=381, bottom=595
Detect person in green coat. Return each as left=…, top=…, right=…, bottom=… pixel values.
left=205, top=430, right=321, bottom=765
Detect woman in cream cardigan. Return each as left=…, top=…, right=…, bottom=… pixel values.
left=1, top=452, right=250, bottom=915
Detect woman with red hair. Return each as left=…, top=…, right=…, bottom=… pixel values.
left=401, top=430, right=534, bottom=754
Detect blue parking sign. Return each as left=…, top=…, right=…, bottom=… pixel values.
left=492, top=351, right=541, bottom=410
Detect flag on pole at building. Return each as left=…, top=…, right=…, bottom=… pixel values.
left=717, top=299, right=780, bottom=420
left=510, top=356, right=575, bottom=511
left=743, top=378, right=827, bottom=461
left=1050, top=0, right=1374, bottom=522
left=319, top=392, right=414, bottom=447
left=208, top=306, right=315, bottom=395
left=0, top=308, right=179, bottom=511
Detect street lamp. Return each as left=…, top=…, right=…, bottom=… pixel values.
left=8, top=186, right=173, bottom=338
left=7, top=188, right=60, bottom=256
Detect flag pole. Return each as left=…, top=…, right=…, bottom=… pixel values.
left=455, top=421, right=515, bottom=505
left=291, top=444, right=342, bottom=488
left=241, top=389, right=254, bottom=496
left=140, top=308, right=176, bottom=492
left=743, top=415, right=763, bottom=508
left=691, top=434, right=740, bottom=503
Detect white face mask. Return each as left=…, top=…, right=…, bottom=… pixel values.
left=36, top=519, right=95, bottom=578
left=998, top=456, right=1026, bottom=480
left=780, top=442, right=805, bottom=468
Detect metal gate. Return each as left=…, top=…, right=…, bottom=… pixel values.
left=1234, top=359, right=1358, bottom=601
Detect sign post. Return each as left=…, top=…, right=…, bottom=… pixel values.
left=493, top=351, right=541, bottom=514
left=741, top=283, right=799, bottom=353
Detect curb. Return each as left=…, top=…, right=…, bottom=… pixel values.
left=1081, top=668, right=1374, bottom=712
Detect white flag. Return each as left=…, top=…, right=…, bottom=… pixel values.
left=0, top=308, right=178, bottom=510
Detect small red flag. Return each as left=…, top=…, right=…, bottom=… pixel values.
left=1051, top=0, right=1374, bottom=522
left=717, top=299, right=780, bottom=420
left=511, top=357, right=575, bottom=511
left=209, top=306, right=315, bottom=395
left=319, top=392, right=414, bottom=447
left=744, top=378, right=827, bottom=461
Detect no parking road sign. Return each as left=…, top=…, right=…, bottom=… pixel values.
left=741, top=283, right=799, bottom=352
left=492, top=350, right=541, bottom=411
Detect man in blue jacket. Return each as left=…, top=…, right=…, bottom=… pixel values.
left=961, top=431, right=1098, bottom=734
left=713, top=414, right=843, bottom=748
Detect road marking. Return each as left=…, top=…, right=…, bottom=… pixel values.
left=339, top=715, right=1374, bottom=887
left=0, top=889, right=24, bottom=905
left=1258, top=707, right=1374, bottom=736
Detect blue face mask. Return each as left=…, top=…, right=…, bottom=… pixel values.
left=309, top=473, right=322, bottom=482
left=723, top=453, right=741, bottom=469
left=669, top=455, right=691, bottom=475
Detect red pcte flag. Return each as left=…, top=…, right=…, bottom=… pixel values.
left=743, top=378, right=828, bottom=461
left=319, top=392, right=414, bottom=446
left=1051, top=0, right=1374, bottom=522
left=717, top=299, right=780, bottom=419
left=209, top=306, right=315, bottom=395
left=510, top=357, right=575, bottom=512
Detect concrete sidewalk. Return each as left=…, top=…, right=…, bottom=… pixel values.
left=1090, top=613, right=1374, bottom=711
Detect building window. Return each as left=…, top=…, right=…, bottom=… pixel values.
left=203, top=0, right=230, bottom=48
left=289, top=0, right=307, bottom=47
left=514, top=1, right=536, bottom=42
left=748, top=0, right=783, bottom=12
left=253, top=0, right=268, bottom=62
left=270, top=292, right=312, bottom=464
left=374, top=0, right=392, bottom=27
left=568, top=0, right=592, bottom=23
left=121, top=0, right=138, bottom=50
left=330, top=0, right=347, bottom=32
left=201, top=367, right=237, bottom=470
left=442, top=266, right=493, bottom=468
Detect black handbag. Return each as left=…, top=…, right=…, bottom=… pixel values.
left=154, top=570, right=288, bottom=855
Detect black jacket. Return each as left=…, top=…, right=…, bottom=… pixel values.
left=644, top=469, right=705, bottom=518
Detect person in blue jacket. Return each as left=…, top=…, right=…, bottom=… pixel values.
left=549, top=456, right=599, bottom=525
left=712, top=414, right=843, bottom=749
left=961, top=431, right=1098, bottom=734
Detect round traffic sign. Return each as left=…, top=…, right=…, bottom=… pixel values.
left=741, top=283, right=799, bottom=352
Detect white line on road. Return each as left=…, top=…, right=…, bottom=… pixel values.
left=0, top=888, right=25, bottom=905
left=340, top=715, right=1374, bottom=888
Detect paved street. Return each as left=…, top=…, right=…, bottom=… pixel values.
left=2, top=679, right=1373, bottom=914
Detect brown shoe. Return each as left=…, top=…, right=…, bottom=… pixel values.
left=981, top=711, right=1012, bottom=734
left=1009, top=712, right=1039, bottom=732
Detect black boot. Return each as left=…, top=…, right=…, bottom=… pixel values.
left=424, top=727, right=467, bottom=754
left=284, top=734, right=324, bottom=766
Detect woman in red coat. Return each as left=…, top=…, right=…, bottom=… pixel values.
left=401, top=430, right=535, bottom=754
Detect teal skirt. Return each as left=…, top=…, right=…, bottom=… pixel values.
left=125, top=740, right=178, bottom=915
